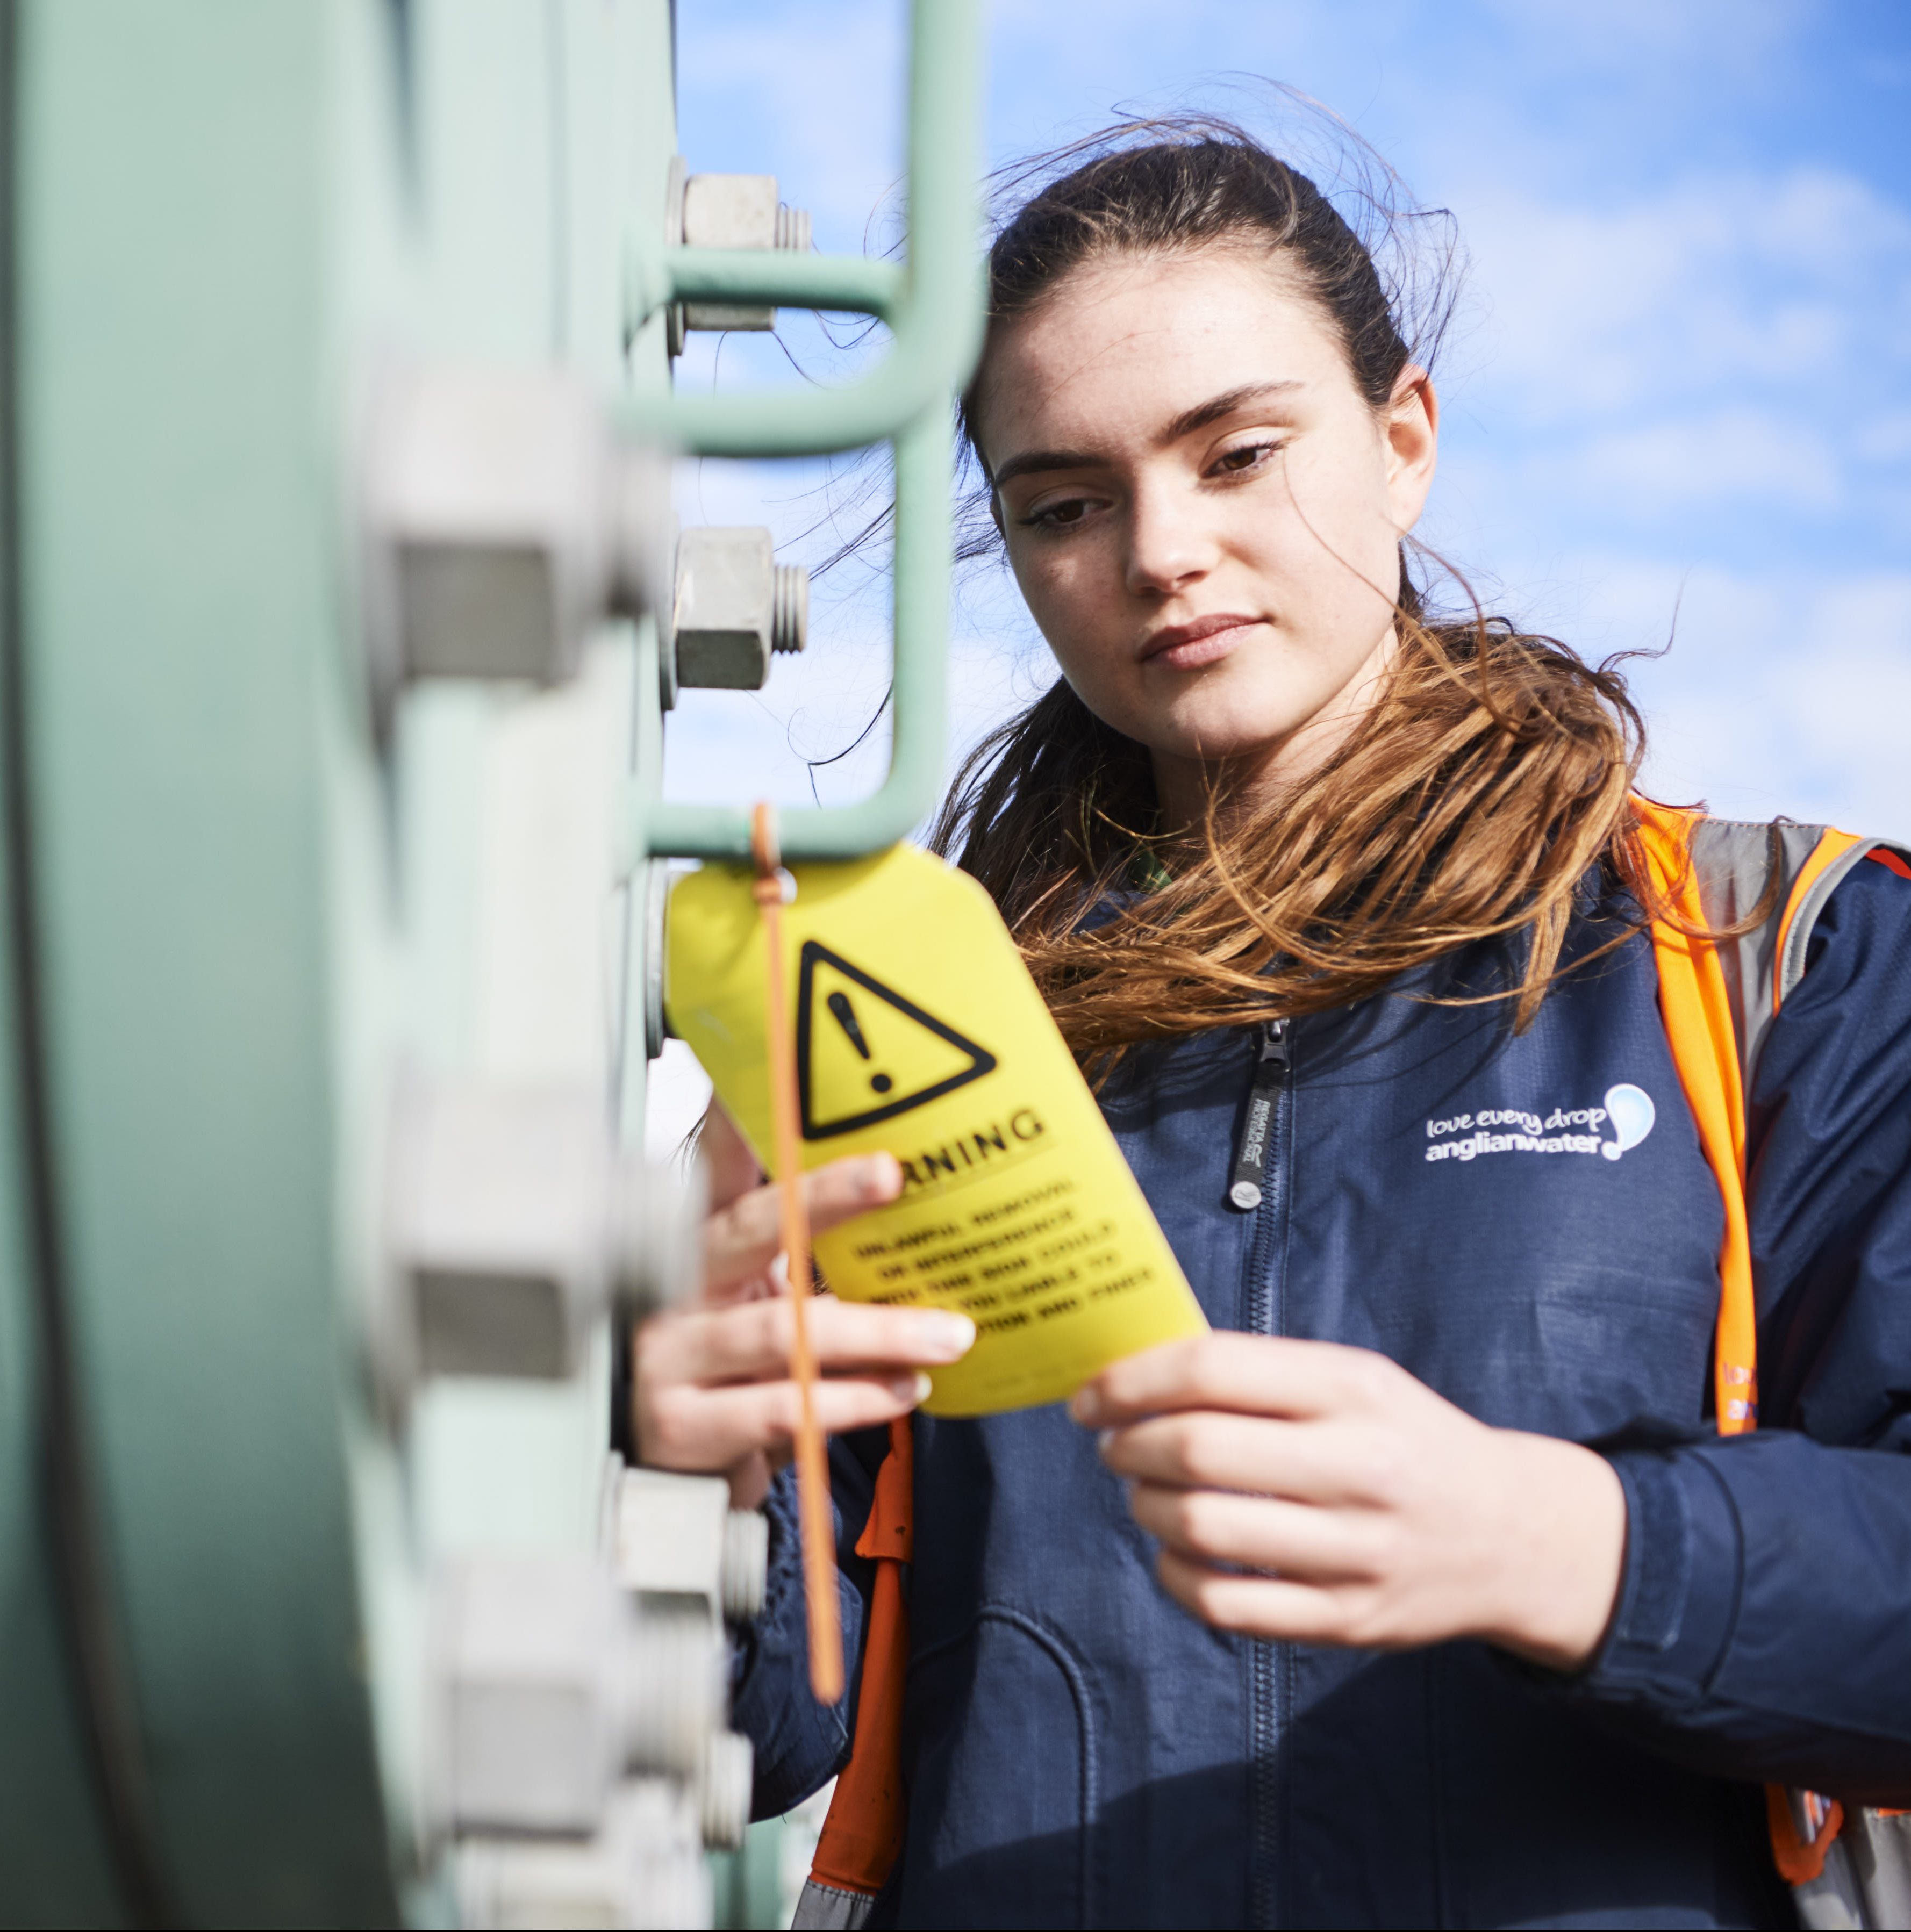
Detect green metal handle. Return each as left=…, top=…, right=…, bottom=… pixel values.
left=640, top=400, right=951, bottom=863
left=619, top=0, right=984, bottom=460
left=663, top=249, right=902, bottom=320
left=628, top=0, right=988, bottom=867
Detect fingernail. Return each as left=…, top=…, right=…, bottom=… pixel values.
left=922, top=1312, right=976, bottom=1359
left=858, top=1154, right=902, bottom=1198
left=1070, top=1386, right=1101, bottom=1425
left=890, top=1371, right=933, bottom=1405
left=1097, top=1428, right=1115, bottom=1457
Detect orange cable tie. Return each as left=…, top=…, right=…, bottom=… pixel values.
left=750, top=802, right=844, bottom=1705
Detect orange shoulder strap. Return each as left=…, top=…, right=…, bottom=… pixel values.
left=806, top=1416, right=914, bottom=1900
left=1771, top=829, right=1866, bottom=1018
left=1635, top=801, right=1863, bottom=1884
left=1634, top=801, right=1759, bottom=1432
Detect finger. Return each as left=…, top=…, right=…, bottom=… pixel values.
left=703, top=1154, right=904, bottom=1296
left=1099, top=1411, right=1381, bottom=1506
left=1126, top=1480, right=1373, bottom=1581
left=641, top=1372, right=929, bottom=1473
left=699, top=1101, right=763, bottom=1210
left=1072, top=1332, right=1402, bottom=1428
left=640, top=1295, right=975, bottom=1389
left=1155, top=1548, right=1351, bottom=1643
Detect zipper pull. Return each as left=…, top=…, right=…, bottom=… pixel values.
left=1228, top=1018, right=1289, bottom=1211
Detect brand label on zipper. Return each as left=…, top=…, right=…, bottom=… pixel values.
left=1228, top=1018, right=1289, bottom=1211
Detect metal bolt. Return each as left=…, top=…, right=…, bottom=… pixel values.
left=430, top=1557, right=725, bottom=1837
left=699, top=1733, right=754, bottom=1851
left=772, top=562, right=808, bottom=655
left=359, top=363, right=665, bottom=726
left=613, top=1466, right=768, bottom=1626
left=665, top=157, right=813, bottom=349
left=720, top=1509, right=769, bottom=1624
left=455, top=1782, right=708, bottom=1930
left=383, top=1080, right=704, bottom=1394
left=671, top=528, right=810, bottom=691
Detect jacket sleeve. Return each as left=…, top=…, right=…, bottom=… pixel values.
left=1563, top=853, right=1911, bottom=1801
left=728, top=1423, right=889, bottom=1820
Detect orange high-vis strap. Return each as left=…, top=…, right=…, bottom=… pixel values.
left=1767, top=1786, right=1847, bottom=1886
left=1638, top=803, right=1866, bottom=1883
left=808, top=1415, right=914, bottom=1898
left=1770, top=829, right=1864, bottom=1017
left=1634, top=801, right=1758, bottom=1432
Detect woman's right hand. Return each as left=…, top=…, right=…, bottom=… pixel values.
left=633, top=1102, right=975, bottom=1507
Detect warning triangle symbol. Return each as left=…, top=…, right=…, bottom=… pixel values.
left=796, top=940, right=997, bottom=1141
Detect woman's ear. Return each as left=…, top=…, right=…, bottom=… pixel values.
left=1386, top=366, right=1438, bottom=534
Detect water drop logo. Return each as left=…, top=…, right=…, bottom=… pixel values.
left=1602, top=1083, right=1656, bottom=1162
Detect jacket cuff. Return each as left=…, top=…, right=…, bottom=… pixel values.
left=1579, top=1448, right=1744, bottom=1700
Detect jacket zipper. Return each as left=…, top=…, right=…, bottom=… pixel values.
left=1229, top=1017, right=1289, bottom=1211
left=1236, top=1017, right=1291, bottom=1927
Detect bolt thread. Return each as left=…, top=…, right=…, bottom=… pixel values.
left=771, top=565, right=808, bottom=654
left=621, top=1612, right=721, bottom=1778
left=775, top=203, right=812, bottom=252
left=700, top=1732, right=754, bottom=1851
left=720, top=1510, right=769, bottom=1622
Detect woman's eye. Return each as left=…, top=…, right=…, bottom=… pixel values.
left=1211, top=441, right=1281, bottom=477
left=1022, top=497, right=1094, bottom=530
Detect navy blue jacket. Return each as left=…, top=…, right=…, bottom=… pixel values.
left=734, top=857, right=1911, bottom=1928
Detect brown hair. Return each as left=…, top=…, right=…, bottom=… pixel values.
left=930, top=119, right=1666, bottom=1065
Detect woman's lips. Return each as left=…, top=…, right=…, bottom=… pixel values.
left=1138, top=614, right=1263, bottom=672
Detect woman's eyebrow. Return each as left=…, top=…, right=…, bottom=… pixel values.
left=990, top=380, right=1306, bottom=490
left=1162, top=380, right=1304, bottom=443
left=990, top=446, right=1099, bottom=490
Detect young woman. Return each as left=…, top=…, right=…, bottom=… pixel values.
left=633, top=127, right=1911, bottom=1928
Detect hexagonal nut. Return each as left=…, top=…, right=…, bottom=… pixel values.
left=359, top=363, right=665, bottom=717
left=671, top=528, right=807, bottom=691
left=456, top=1780, right=709, bottom=1929
left=386, top=1081, right=615, bottom=1384
left=430, top=1559, right=725, bottom=1840
left=431, top=1555, right=629, bottom=1837
left=614, top=1467, right=727, bottom=1607
left=671, top=169, right=812, bottom=334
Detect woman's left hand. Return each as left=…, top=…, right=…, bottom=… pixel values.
left=1071, top=1333, right=1627, bottom=1672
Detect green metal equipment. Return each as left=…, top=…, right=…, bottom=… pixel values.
left=0, top=1, right=984, bottom=1925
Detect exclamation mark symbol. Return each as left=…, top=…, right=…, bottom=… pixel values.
left=827, top=989, right=892, bottom=1093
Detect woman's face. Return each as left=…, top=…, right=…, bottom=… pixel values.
left=974, top=246, right=1438, bottom=821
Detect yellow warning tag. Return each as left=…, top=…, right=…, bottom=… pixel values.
left=665, top=844, right=1208, bottom=1416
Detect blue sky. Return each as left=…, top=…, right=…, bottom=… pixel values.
left=659, top=0, right=1911, bottom=845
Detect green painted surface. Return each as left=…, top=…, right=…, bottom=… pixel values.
left=18, top=2, right=395, bottom=1919
left=0, top=607, right=127, bottom=1926
left=0, top=0, right=979, bottom=1915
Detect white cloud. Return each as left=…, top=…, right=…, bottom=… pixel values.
left=1456, top=168, right=1911, bottom=427
left=1509, top=557, right=1911, bottom=839
left=1563, top=407, right=1843, bottom=515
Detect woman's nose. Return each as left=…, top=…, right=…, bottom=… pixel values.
left=1123, top=480, right=1219, bottom=598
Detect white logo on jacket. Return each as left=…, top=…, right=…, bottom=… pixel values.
left=1423, top=1084, right=1656, bottom=1165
